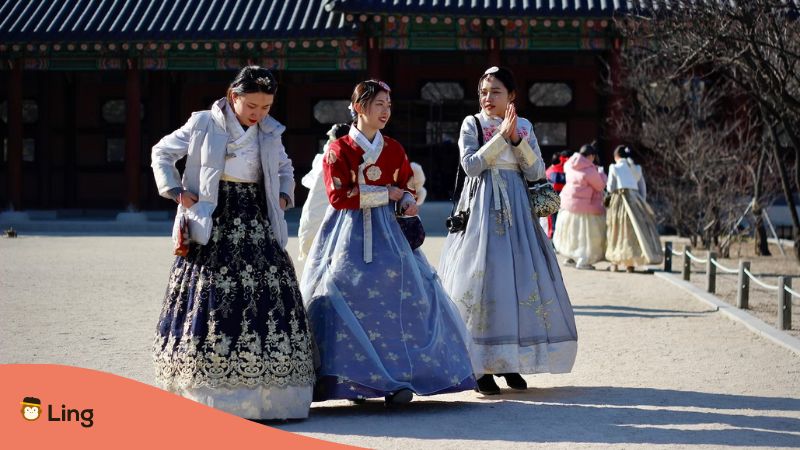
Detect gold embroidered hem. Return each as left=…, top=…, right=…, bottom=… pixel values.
left=153, top=312, right=315, bottom=391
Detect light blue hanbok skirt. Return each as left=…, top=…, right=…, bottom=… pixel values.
left=439, top=168, right=578, bottom=375
left=301, top=204, right=476, bottom=400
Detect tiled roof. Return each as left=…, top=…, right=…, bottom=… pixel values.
left=0, top=0, right=355, bottom=42
left=323, top=0, right=800, bottom=18
left=325, top=0, right=656, bottom=17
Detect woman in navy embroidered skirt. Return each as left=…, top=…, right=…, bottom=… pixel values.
left=150, top=67, right=314, bottom=419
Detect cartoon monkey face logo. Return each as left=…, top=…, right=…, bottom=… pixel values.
left=21, top=397, right=42, bottom=421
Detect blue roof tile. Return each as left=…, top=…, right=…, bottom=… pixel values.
left=0, top=0, right=355, bottom=42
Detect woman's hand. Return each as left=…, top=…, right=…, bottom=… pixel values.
left=388, top=186, right=405, bottom=201
left=279, top=197, right=288, bottom=210
left=402, top=201, right=419, bottom=216
left=178, top=190, right=199, bottom=208
left=499, top=103, right=519, bottom=144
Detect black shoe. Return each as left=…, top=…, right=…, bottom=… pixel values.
left=498, top=373, right=528, bottom=390
left=384, top=388, right=413, bottom=405
left=474, top=374, right=501, bottom=395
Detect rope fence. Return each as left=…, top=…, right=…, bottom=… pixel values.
left=664, top=241, right=796, bottom=331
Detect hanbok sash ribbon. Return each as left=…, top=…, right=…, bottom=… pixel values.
left=349, top=126, right=388, bottom=264
left=490, top=163, right=519, bottom=227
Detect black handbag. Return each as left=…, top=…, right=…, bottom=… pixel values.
left=446, top=115, right=483, bottom=233
left=397, top=215, right=426, bottom=250
left=396, top=201, right=425, bottom=249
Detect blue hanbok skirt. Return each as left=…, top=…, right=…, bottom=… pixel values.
left=301, top=204, right=476, bottom=400
left=439, top=168, right=578, bottom=376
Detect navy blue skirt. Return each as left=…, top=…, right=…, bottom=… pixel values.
left=153, top=181, right=314, bottom=392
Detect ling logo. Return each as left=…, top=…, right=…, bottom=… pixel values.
left=20, top=396, right=94, bottom=427
left=21, top=397, right=42, bottom=421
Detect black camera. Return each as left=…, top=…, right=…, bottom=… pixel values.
left=445, top=210, right=470, bottom=233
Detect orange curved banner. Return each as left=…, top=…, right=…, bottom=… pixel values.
left=1, top=364, right=358, bottom=449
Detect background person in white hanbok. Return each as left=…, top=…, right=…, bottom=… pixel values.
left=552, top=144, right=608, bottom=270
left=438, top=66, right=578, bottom=396
left=605, top=145, right=663, bottom=272
left=297, top=123, right=350, bottom=262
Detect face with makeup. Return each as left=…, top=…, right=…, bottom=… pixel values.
left=230, top=92, right=273, bottom=127
left=356, top=90, right=392, bottom=131
left=479, top=76, right=515, bottom=118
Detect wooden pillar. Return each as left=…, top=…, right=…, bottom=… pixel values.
left=64, top=73, right=78, bottom=208
left=367, top=36, right=381, bottom=80
left=125, top=59, right=141, bottom=211
left=606, top=37, right=623, bottom=159
left=488, top=37, right=501, bottom=67
left=37, top=73, right=53, bottom=208
left=7, top=59, right=23, bottom=210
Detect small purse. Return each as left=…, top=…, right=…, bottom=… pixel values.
left=174, top=214, right=190, bottom=257
left=528, top=180, right=561, bottom=217
left=173, top=191, right=190, bottom=257
left=396, top=200, right=425, bottom=249
left=397, top=215, right=426, bottom=250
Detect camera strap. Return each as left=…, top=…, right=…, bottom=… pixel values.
left=449, top=114, right=484, bottom=216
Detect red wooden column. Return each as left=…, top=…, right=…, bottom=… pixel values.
left=366, top=36, right=381, bottom=80
left=7, top=59, right=23, bottom=210
left=124, top=58, right=141, bottom=210
left=606, top=37, right=623, bottom=158
left=488, top=37, right=501, bottom=67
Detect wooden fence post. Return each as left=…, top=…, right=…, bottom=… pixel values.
left=664, top=241, right=673, bottom=272
left=737, top=261, right=750, bottom=309
left=706, top=251, right=717, bottom=294
left=683, top=246, right=692, bottom=281
left=777, top=277, right=792, bottom=330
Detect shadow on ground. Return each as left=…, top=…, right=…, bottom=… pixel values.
left=273, top=386, right=800, bottom=447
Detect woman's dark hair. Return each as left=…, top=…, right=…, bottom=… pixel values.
left=550, top=153, right=561, bottom=165
left=579, top=141, right=598, bottom=157
left=327, top=123, right=351, bottom=141
left=478, top=66, right=518, bottom=98
left=226, top=66, right=277, bottom=104
left=614, top=145, right=633, bottom=159
left=350, top=80, right=391, bottom=120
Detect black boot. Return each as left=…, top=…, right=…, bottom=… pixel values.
left=384, top=388, right=413, bottom=405
left=498, top=373, right=527, bottom=390
left=474, top=374, right=501, bottom=395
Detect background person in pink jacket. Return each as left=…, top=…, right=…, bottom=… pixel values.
left=552, top=143, right=608, bottom=269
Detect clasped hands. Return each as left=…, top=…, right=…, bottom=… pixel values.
left=498, top=103, right=522, bottom=146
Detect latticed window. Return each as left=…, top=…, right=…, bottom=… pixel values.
left=535, top=122, right=567, bottom=146
left=313, top=100, right=352, bottom=124
left=421, top=82, right=464, bottom=102
left=528, top=83, right=572, bottom=107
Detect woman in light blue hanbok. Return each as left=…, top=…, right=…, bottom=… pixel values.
left=301, top=80, right=475, bottom=405
left=439, top=67, right=578, bottom=395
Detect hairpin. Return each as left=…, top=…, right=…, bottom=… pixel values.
left=484, top=66, right=500, bottom=74
left=254, top=76, right=273, bottom=87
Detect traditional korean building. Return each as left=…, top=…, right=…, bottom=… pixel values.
left=0, top=0, right=651, bottom=212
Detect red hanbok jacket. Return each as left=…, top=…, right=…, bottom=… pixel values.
left=323, top=135, right=416, bottom=210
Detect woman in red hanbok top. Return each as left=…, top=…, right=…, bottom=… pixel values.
left=300, top=80, right=475, bottom=405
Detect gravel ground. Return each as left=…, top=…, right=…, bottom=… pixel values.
left=1, top=235, right=799, bottom=449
